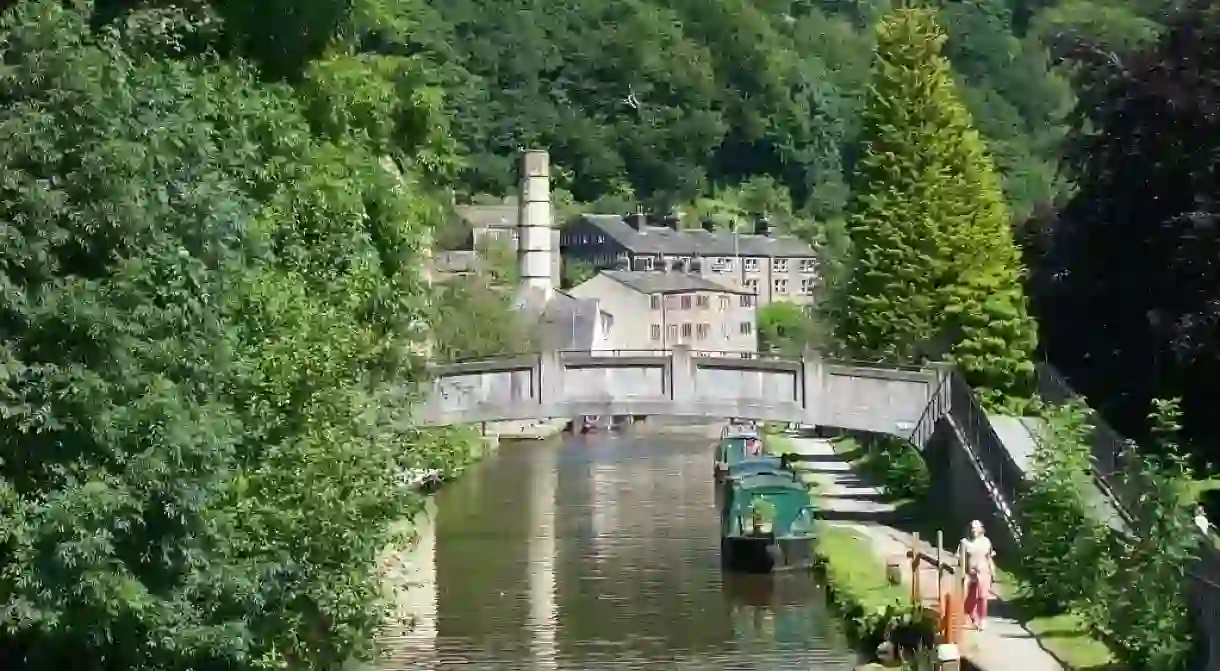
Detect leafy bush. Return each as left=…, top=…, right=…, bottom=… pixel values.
left=1021, top=401, right=1111, bottom=613
left=1090, top=399, right=1197, bottom=670
left=814, top=525, right=935, bottom=655
left=857, top=436, right=931, bottom=501
left=1021, top=398, right=1198, bottom=670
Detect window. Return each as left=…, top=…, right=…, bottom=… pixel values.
left=744, top=258, right=760, bottom=273
left=650, top=324, right=661, bottom=340
left=696, top=295, right=710, bottom=309
left=800, top=259, right=816, bottom=273
left=774, top=258, right=789, bottom=273
left=744, top=279, right=759, bottom=295
left=681, top=323, right=693, bottom=338
left=712, top=257, right=734, bottom=273
left=697, top=323, right=710, bottom=340
left=667, top=324, right=678, bottom=341
left=739, top=321, right=753, bottom=335
left=719, top=296, right=730, bottom=311
left=740, top=294, right=754, bottom=308
left=774, top=279, right=788, bottom=294
left=721, top=323, right=730, bottom=339
left=801, top=278, right=817, bottom=295
left=650, top=295, right=661, bottom=310
left=641, top=256, right=655, bottom=271
left=680, top=295, right=692, bottom=310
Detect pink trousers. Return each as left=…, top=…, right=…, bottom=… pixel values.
left=965, top=571, right=992, bottom=623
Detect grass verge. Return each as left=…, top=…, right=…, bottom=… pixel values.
left=814, top=522, right=930, bottom=646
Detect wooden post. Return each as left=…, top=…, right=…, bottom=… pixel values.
left=911, top=532, right=921, bottom=606
left=936, top=530, right=944, bottom=602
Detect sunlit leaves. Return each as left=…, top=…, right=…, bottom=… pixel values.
left=831, top=7, right=1037, bottom=404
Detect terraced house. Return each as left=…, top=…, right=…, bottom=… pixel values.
left=560, top=214, right=819, bottom=306
left=567, top=270, right=758, bottom=355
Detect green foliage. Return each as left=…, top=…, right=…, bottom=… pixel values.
left=814, top=524, right=933, bottom=646
left=1021, top=397, right=1197, bottom=670
left=1091, top=398, right=1196, bottom=670
left=844, top=436, right=931, bottom=501
left=0, top=1, right=465, bottom=668
left=561, top=259, right=599, bottom=290
left=1021, top=401, right=1110, bottom=612
left=832, top=6, right=1038, bottom=406
left=757, top=301, right=824, bottom=355
left=431, top=239, right=541, bottom=361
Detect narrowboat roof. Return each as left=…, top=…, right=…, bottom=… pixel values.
left=731, top=472, right=806, bottom=492
left=725, top=457, right=788, bottom=479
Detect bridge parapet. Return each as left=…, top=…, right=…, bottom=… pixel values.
left=420, top=346, right=946, bottom=439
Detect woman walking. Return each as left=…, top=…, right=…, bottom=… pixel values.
left=961, top=519, right=996, bottom=631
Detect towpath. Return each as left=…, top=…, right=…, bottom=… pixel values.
left=783, top=435, right=1063, bottom=671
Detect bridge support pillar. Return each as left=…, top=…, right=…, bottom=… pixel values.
left=670, top=345, right=696, bottom=408
left=539, top=350, right=563, bottom=407
left=801, top=346, right=825, bottom=420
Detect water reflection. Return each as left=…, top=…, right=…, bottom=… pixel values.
left=385, top=430, right=857, bottom=670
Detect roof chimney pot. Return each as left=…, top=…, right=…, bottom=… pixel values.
left=626, top=212, right=646, bottom=231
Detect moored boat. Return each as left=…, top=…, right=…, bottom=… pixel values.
left=712, top=430, right=766, bottom=479
left=720, top=471, right=817, bottom=573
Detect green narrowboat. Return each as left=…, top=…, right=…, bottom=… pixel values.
left=720, top=471, right=817, bottom=573
left=712, top=432, right=765, bottom=478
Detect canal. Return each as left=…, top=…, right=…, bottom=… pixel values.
left=379, top=427, right=859, bottom=670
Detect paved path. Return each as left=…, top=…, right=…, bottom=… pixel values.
left=783, top=436, right=1063, bottom=671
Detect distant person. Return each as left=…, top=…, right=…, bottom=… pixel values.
left=1196, top=505, right=1211, bottom=536
left=961, top=519, right=996, bottom=632
left=746, top=438, right=762, bottom=457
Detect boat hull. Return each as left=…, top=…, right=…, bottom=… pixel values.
left=721, top=535, right=815, bottom=574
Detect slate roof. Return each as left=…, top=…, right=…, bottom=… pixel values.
left=516, top=286, right=603, bottom=350
left=455, top=204, right=518, bottom=230
left=577, top=214, right=816, bottom=258
left=601, top=270, right=752, bottom=295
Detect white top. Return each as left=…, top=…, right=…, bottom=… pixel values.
left=1196, top=514, right=1210, bottom=536
left=961, top=535, right=994, bottom=574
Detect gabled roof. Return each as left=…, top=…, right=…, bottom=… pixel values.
left=731, top=472, right=806, bottom=492
left=600, top=270, right=752, bottom=296
left=576, top=214, right=816, bottom=258
left=456, top=204, right=518, bottom=230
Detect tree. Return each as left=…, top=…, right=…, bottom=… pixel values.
left=830, top=6, right=1037, bottom=403
left=431, top=239, right=541, bottom=361
left=0, top=2, right=452, bottom=668
left=757, top=301, right=823, bottom=355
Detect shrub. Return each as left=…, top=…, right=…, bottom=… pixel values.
left=1021, top=400, right=1111, bottom=613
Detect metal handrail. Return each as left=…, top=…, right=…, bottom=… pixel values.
left=908, top=368, right=949, bottom=449
left=946, top=370, right=1026, bottom=510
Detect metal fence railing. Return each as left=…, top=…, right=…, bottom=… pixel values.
left=946, top=370, right=1026, bottom=511
left=1032, top=363, right=1220, bottom=654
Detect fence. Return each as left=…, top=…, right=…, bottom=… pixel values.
left=1033, top=362, right=1220, bottom=656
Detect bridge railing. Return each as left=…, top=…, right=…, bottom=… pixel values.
left=1034, top=364, right=1143, bottom=514
left=947, top=370, right=1026, bottom=510
left=908, top=368, right=948, bottom=449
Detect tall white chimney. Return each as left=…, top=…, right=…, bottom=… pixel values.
left=518, top=150, right=554, bottom=302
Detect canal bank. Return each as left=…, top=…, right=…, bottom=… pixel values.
left=375, top=427, right=863, bottom=670
left=784, top=435, right=1067, bottom=671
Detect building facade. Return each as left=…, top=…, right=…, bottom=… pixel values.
left=454, top=199, right=562, bottom=290
left=568, top=270, right=757, bottom=355
left=559, top=214, right=819, bottom=307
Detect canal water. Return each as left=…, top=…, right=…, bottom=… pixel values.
left=379, top=428, right=859, bottom=670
